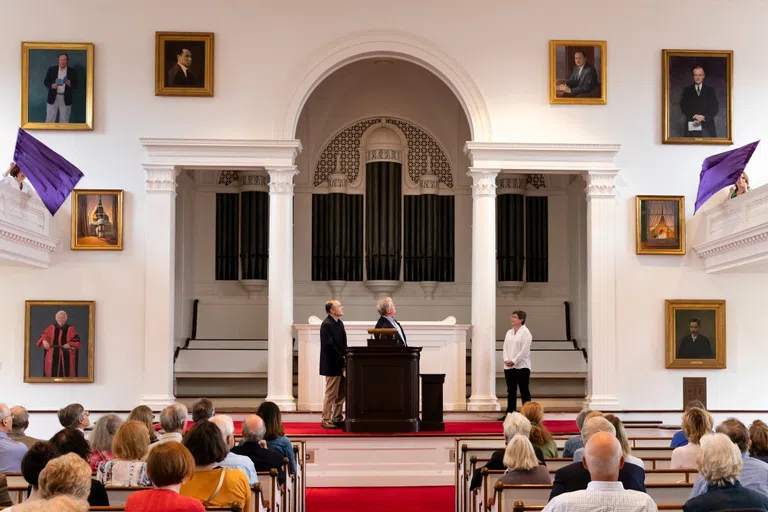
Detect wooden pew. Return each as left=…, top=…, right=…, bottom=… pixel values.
left=494, top=482, right=694, bottom=509
left=257, top=468, right=280, bottom=512
left=3, top=473, right=26, bottom=488
left=506, top=503, right=684, bottom=512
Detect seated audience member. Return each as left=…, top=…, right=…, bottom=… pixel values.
left=0, top=473, right=11, bottom=507
left=151, top=403, right=188, bottom=450
left=56, top=404, right=90, bottom=432
left=690, top=418, right=768, bottom=499
left=603, top=414, right=644, bottom=469
left=671, top=407, right=714, bottom=470
left=180, top=421, right=251, bottom=511
left=231, top=414, right=286, bottom=485
left=125, top=442, right=204, bottom=512
left=470, top=412, right=545, bottom=491
left=571, top=411, right=606, bottom=461
left=49, top=427, right=109, bottom=506
left=522, top=401, right=558, bottom=459
left=501, top=435, right=552, bottom=484
left=257, top=400, right=297, bottom=475
left=9, top=406, right=43, bottom=449
left=88, top=414, right=121, bottom=471
left=191, top=398, right=215, bottom=423
left=749, top=420, right=768, bottom=464
left=563, top=408, right=592, bottom=458
left=8, top=453, right=93, bottom=511
left=20, top=442, right=60, bottom=503
left=671, top=400, right=707, bottom=448
left=684, top=433, right=768, bottom=512
left=0, top=403, right=28, bottom=473
left=728, top=172, right=750, bottom=200
left=9, top=496, right=89, bottom=512
left=210, top=414, right=257, bottom=485
left=549, top=417, right=646, bottom=500
left=128, top=405, right=159, bottom=444
left=96, top=421, right=152, bottom=487
left=544, top=432, right=657, bottom=512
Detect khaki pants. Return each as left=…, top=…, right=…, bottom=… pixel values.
left=322, top=375, right=346, bottom=422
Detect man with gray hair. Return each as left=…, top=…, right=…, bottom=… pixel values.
left=545, top=432, right=657, bottom=511
left=573, top=416, right=615, bottom=463
left=0, top=403, right=28, bottom=473
left=8, top=406, right=43, bottom=449
left=56, top=403, right=90, bottom=431
left=210, top=414, right=257, bottom=485
left=470, top=412, right=546, bottom=491
left=231, top=414, right=285, bottom=485
left=374, top=297, right=407, bottom=346
left=149, top=402, right=188, bottom=451
left=550, top=417, right=646, bottom=500
left=563, top=408, right=592, bottom=458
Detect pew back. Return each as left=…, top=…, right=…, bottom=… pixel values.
left=494, top=482, right=694, bottom=509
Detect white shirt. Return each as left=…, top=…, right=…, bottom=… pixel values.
left=178, top=63, right=189, bottom=77
left=576, top=65, right=584, bottom=78
left=543, top=481, right=658, bottom=512
left=1, top=175, right=34, bottom=194
left=57, top=66, right=68, bottom=94
left=502, top=324, right=532, bottom=370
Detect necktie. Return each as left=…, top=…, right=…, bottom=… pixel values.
left=696, top=85, right=701, bottom=95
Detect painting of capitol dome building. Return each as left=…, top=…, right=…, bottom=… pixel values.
left=636, top=195, right=685, bottom=255
left=72, top=189, right=123, bottom=250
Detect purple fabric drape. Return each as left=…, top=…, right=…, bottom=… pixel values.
left=695, top=141, right=760, bottom=213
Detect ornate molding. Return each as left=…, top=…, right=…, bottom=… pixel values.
left=364, top=148, right=404, bottom=164
left=584, top=171, right=618, bottom=199
left=267, top=167, right=299, bottom=195
left=239, top=171, right=270, bottom=193
left=144, top=165, right=181, bottom=193
left=468, top=168, right=500, bottom=197
left=465, top=142, right=621, bottom=171
left=696, top=231, right=768, bottom=259
left=140, top=138, right=302, bottom=169
left=497, top=174, right=527, bottom=195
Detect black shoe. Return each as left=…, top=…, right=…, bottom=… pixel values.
left=320, top=420, right=337, bottom=429
left=333, top=418, right=344, bottom=426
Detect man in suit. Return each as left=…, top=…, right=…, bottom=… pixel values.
left=677, top=318, right=714, bottom=359
left=231, top=414, right=285, bottom=485
left=374, top=297, right=407, bottom=346
left=549, top=417, right=646, bottom=500
left=557, top=50, right=599, bottom=97
left=320, top=300, right=347, bottom=429
left=167, top=48, right=197, bottom=86
left=680, top=65, right=719, bottom=138
left=44, top=53, right=78, bottom=123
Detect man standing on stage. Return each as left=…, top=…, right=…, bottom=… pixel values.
left=36, top=310, right=81, bottom=378
left=501, top=310, right=533, bottom=419
left=320, top=300, right=347, bottom=429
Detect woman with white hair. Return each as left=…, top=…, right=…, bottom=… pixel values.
left=683, top=433, right=768, bottom=511
left=500, top=435, right=552, bottom=484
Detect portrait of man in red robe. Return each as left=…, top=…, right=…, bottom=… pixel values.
left=36, top=310, right=81, bottom=378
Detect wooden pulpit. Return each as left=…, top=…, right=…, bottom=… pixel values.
left=344, top=328, right=422, bottom=432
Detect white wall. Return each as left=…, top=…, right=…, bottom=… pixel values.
left=2, top=0, right=766, bottom=411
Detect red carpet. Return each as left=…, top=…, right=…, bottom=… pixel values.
left=174, top=419, right=577, bottom=436
left=306, top=486, right=453, bottom=512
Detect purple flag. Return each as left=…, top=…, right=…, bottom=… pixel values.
left=13, top=128, right=84, bottom=216
left=694, top=140, right=760, bottom=213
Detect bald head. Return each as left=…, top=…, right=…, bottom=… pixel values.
left=242, top=414, right=266, bottom=442
left=0, top=403, right=11, bottom=433
left=583, top=431, right=624, bottom=481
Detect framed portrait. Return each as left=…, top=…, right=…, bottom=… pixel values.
left=666, top=300, right=726, bottom=369
left=662, top=50, right=733, bottom=144
left=71, top=190, right=124, bottom=250
left=25, top=300, right=95, bottom=383
left=549, top=40, right=607, bottom=105
left=21, top=42, right=94, bottom=130
left=155, top=32, right=214, bottom=96
left=636, top=196, right=686, bottom=255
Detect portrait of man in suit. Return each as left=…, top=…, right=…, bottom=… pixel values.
left=44, top=53, right=78, bottom=123
left=156, top=33, right=214, bottom=97
left=677, top=317, right=714, bottom=359
left=550, top=41, right=606, bottom=104
left=167, top=48, right=197, bottom=87
left=680, top=66, right=719, bottom=138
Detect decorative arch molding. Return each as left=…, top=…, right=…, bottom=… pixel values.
left=313, top=117, right=454, bottom=192
left=275, top=30, right=491, bottom=141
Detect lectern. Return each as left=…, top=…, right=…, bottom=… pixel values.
left=344, top=328, right=421, bottom=432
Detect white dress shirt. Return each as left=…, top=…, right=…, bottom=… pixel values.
left=1, top=175, right=34, bottom=194
left=502, top=324, right=532, bottom=370
left=57, top=66, right=68, bottom=94
left=543, top=481, right=658, bottom=512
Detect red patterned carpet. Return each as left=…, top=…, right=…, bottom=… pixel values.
left=306, top=486, right=453, bottom=512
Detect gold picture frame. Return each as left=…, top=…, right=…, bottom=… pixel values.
left=666, top=300, right=726, bottom=369
left=549, top=40, right=607, bottom=105
left=21, top=42, right=94, bottom=130
left=71, top=189, right=124, bottom=250
left=662, top=49, right=733, bottom=144
left=25, top=300, right=95, bottom=383
left=155, top=32, right=214, bottom=96
left=636, top=195, right=686, bottom=255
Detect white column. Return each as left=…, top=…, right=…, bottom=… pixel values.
left=584, top=170, right=621, bottom=410
left=266, top=166, right=299, bottom=411
left=141, top=165, right=180, bottom=409
left=467, top=168, right=500, bottom=411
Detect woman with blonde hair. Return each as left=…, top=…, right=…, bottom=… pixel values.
left=671, top=407, right=713, bottom=470
left=8, top=453, right=92, bottom=512
left=128, top=405, right=158, bottom=444
left=501, top=435, right=551, bottom=484
left=126, top=442, right=204, bottom=511
left=521, top=402, right=558, bottom=458
left=96, top=420, right=152, bottom=486
left=749, top=420, right=768, bottom=464
left=604, top=414, right=644, bottom=468
left=89, top=413, right=122, bottom=471
left=728, top=172, right=750, bottom=200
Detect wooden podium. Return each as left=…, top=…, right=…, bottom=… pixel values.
left=344, top=329, right=422, bottom=432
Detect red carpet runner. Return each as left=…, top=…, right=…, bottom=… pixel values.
left=306, top=486, right=453, bottom=512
